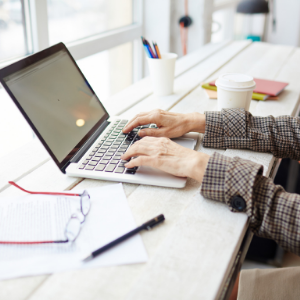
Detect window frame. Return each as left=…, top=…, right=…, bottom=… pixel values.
left=0, top=0, right=144, bottom=81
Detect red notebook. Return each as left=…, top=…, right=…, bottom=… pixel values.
left=209, top=78, right=288, bottom=97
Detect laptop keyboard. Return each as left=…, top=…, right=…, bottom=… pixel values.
left=78, top=119, right=157, bottom=175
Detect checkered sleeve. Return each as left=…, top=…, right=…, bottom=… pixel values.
left=201, top=152, right=300, bottom=255
left=203, top=108, right=300, bottom=160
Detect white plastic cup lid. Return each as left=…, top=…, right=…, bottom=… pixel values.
left=215, top=73, right=256, bottom=92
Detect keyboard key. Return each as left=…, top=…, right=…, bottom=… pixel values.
left=91, top=157, right=101, bottom=162
left=123, top=141, right=131, bottom=145
left=125, top=166, right=138, bottom=174
left=98, top=149, right=106, bottom=153
left=99, top=160, right=109, bottom=165
left=115, top=151, right=124, bottom=156
left=104, top=142, right=112, bottom=146
left=85, top=165, right=95, bottom=170
left=95, top=164, right=105, bottom=171
left=79, top=164, right=85, bottom=169
left=110, top=145, right=119, bottom=149
left=110, top=159, right=119, bottom=164
left=107, top=138, right=115, bottom=142
left=105, top=164, right=116, bottom=172
left=102, top=156, right=112, bottom=161
left=94, top=153, right=104, bottom=158
left=88, top=161, right=98, bottom=166
left=141, top=124, right=150, bottom=129
left=82, top=159, right=89, bottom=165
left=114, top=155, right=121, bottom=160
left=107, top=150, right=116, bottom=155
left=101, top=146, right=109, bottom=149
left=115, top=167, right=125, bottom=173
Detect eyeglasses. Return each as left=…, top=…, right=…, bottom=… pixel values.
left=0, top=181, right=91, bottom=245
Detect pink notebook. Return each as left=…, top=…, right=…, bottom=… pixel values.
left=209, top=78, right=288, bottom=97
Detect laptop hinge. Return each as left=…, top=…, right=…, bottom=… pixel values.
left=61, top=120, right=109, bottom=173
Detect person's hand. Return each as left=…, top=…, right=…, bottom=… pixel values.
left=122, top=109, right=205, bottom=138
left=121, top=137, right=210, bottom=184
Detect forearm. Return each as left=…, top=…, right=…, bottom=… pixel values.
left=203, top=108, right=300, bottom=160
left=201, top=152, right=300, bottom=255
left=251, top=175, right=300, bottom=254
left=186, top=112, right=206, bottom=134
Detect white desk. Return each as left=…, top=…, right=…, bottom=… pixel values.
left=1, top=40, right=300, bottom=300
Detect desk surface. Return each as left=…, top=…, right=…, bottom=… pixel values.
left=1, top=40, right=300, bottom=300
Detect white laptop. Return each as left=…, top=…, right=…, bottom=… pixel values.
left=0, top=43, right=198, bottom=188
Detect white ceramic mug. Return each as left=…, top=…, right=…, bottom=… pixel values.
left=147, top=53, right=178, bottom=96
left=215, top=73, right=256, bottom=111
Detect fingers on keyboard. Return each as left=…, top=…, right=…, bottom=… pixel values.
left=80, top=119, right=139, bottom=174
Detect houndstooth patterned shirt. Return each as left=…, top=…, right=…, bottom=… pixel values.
left=201, top=108, right=300, bottom=255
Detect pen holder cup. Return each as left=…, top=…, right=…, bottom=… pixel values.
left=147, top=53, right=178, bottom=97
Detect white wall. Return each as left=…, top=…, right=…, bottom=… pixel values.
left=144, top=0, right=171, bottom=53
left=143, top=0, right=214, bottom=61
left=211, top=7, right=235, bottom=43
left=143, top=0, right=171, bottom=75
left=170, top=0, right=213, bottom=57
left=266, top=0, right=300, bottom=46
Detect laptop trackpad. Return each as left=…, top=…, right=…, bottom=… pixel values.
left=172, top=135, right=198, bottom=150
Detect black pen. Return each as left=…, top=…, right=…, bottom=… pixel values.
left=82, top=214, right=165, bottom=262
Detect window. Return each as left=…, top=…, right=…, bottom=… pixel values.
left=47, top=0, right=133, bottom=45
left=0, top=0, right=31, bottom=61
left=0, top=0, right=142, bottom=160
left=78, top=41, right=133, bottom=102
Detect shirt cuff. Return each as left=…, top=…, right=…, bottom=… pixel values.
left=203, top=108, right=248, bottom=149
left=203, top=111, right=225, bottom=148
left=201, top=152, right=263, bottom=216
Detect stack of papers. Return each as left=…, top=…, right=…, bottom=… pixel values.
left=0, top=183, right=148, bottom=280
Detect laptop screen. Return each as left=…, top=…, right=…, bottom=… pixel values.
left=3, top=48, right=107, bottom=164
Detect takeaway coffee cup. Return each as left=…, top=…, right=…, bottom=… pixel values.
left=147, top=53, right=178, bottom=96
left=215, top=73, right=256, bottom=111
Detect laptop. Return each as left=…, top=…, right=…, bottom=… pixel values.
left=0, top=43, right=198, bottom=188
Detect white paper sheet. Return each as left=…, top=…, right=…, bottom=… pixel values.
left=0, top=184, right=148, bottom=280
